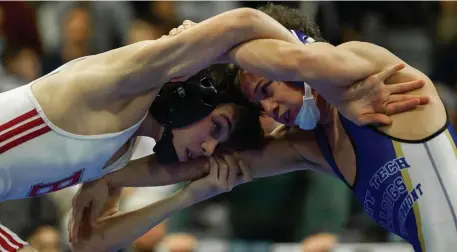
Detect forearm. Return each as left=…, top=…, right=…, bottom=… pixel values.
left=101, top=9, right=296, bottom=88
left=228, top=39, right=377, bottom=86
left=107, top=154, right=209, bottom=188
left=72, top=189, right=191, bottom=252
left=236, top=137, right=316, bottom=178
left=152, top=8, right=298, bottom=81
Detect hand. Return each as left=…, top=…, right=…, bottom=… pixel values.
left=168, top=20, right=197, bottom=37
left=184, top=153, right=252, bottom=204
left=158, top=20, right=197, bottom=41
left=335, top=63, right=430, bottom=125
left=68, top=178, right=120, bottom=243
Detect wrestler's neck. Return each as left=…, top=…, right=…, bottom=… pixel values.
left=136, top=114, right=164, bottom=141
left=313, top=92, right=336, bottom=125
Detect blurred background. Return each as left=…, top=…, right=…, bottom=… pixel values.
left=0, top=1, right=456, bottom=252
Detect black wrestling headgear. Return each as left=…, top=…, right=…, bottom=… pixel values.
left=149, top=70, right=220, bottom=164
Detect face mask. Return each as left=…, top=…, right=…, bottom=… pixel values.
left=289, top=29, right=320, bottom=130
left=295, top=82, right=320, bottom=130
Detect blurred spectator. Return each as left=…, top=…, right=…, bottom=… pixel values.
left=301, top=233, right=338, bottom=252
left=156, top=233, right=198, bottom=252
left=0, top=2, right=42, bottom=56
left=26, top=226, right=62, bottom=252
left=131, top=2, right=178, bottom=32
left=431, top=40, right=457, bottom=88
left=41, top=3, right=92, bottom=75
left=38, top=2, right=133, bottom=55
left=436, top=1, right=457, bottom=44
left=436, top=84, right=457, bottom=128
left=0, top=43, right=41, bottom=92
left=175, top=1, right=240, bottom=22
left=127, top=17, right=167, bottom=45
left=0, top=196, right=65, bottom=251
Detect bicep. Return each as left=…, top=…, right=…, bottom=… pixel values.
left=238, top=127, right=323, bottom=178
left=295, top=42, right=379, bottom=85
left=88, top=8, right=259, bottom=97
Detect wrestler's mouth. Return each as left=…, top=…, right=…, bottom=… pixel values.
left=280, top=110, right=295, bottom=125
left=186, top=148, right=194, bottom=160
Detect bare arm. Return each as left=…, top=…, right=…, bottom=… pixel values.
left=72, top=189, right=191, bottom=252
left=107, top=128, right=322, bottom=188
left=76, top=8, right=298, bottom=99
left=72, top=153, right=252, bottom=252
left=228, top=39, right=379, bottom=87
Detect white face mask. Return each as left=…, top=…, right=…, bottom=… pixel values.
left=295, top=82, right=320, bottom=130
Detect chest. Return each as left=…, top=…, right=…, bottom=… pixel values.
left=0, top=130, right=135, bottom=200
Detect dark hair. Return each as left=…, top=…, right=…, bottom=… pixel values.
left=0, top=42, right=33, bottom=67
left=207, top=4, right=325, bottom=150
left=208, top=64, right=265, bottom=151
left=218, top=3, right=326, bottom=92
left=257, top=3, right=325, bottom=42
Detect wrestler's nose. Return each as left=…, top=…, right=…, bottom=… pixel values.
left=260, top=99, right=279, bottom=120
left=201, top=138, right=217, bottom=157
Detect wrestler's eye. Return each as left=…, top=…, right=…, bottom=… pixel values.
left=261, top=81, right=273, bottom=97
left=211, top=120, right=222, bottom=138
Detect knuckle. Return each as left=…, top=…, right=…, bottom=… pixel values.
left=367, top=75, right=379, bottom=83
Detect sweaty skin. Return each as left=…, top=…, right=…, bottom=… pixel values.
left=69, top=13, right=434, bottom=252
left=233, top=40, right=444, bottom=184
left=29, top=8, right=297, bottom=169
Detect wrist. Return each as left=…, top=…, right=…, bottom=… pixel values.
left=105, top=172, right=122, bottom=189
left=177, top=184, right=199, bottom=208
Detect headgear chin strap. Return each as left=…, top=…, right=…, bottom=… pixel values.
left=149, top=70, right=219, bottom=164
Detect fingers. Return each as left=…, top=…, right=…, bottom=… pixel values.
left=357, top=113, right=392, bottom=126
left=208, top=157, right=218, bottom=181
left=70, top=198, right=85, bottom=243
left=222, top=154, right=238, bottom=187
left=376, top=63, right=406, bottom=81
left=169, top=26, right=185, bottom=36
left=230, top=152, right=253, bottom=185
left=182, top=20, right=196, bottom=28
left=215, top=156, right=228, bottom=182
left=68, top=215, right=74, bottom=242
left=90, top=200, right=103, bottom=227
left=169, top=20, right=196, bottom=36
left=237, top=159, right=253, bottom=185
left=388, top=79, right=425, bottom=94
left=169, top=28, right=177, bottom=36
left=385, top=97, right=421, bottom=115
left=388, top=94, right=429, bottom=104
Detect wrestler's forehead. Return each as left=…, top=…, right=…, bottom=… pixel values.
left=239, top=71, right=263, bottom=100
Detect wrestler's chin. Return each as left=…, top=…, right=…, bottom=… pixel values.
left=176, top=149, right=188, bottom=162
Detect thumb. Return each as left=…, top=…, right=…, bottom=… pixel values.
left=90, top=200, right=104, bottom=227
left=357, top=113, right=392, bottom=126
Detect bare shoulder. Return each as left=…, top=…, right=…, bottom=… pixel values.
left=339, top=42, right=447, bottom=140
left=269, top=125, right=329, bottom=169
left=337, top=41, right=402, bottom=66
left=30, top=57, right=155, bottom=135
left=18, top=246, right=39, bottom=252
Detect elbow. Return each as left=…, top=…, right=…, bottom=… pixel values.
left=285, top=43, right=344, bottom=82
left=279, top=44, right=316, bottom=81
left=223, top=8, right=265, bottom=40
